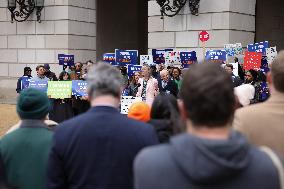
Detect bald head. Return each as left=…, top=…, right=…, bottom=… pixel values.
left=160, top=69, right=169, bottom=81
left=271, top=50, right=284, bottom=93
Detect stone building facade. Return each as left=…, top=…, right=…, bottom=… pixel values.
left=0, top=0, right=284, bottom=100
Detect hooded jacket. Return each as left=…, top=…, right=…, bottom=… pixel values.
left=134, top=131, right=280, bottom=189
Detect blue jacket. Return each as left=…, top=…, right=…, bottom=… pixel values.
left=48, top=106, right=158, bottom=189
left=135, top=131, right=281, bottom=189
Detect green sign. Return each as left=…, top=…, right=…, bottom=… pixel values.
left=47, top=81, right=72, bottom=99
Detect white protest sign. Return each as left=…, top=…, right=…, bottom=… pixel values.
left=165, top=50, right=181, bottom=66
left=235, top=43, right=243, bottom=56
left=140, top=55, right=154, bottom=66
left=224, top=43, right=243, bottom=57
left=230, top=63, right=239, bottom=76
left=120, top=96, right=143, bottom=114
left=266, top=46, right=277, bottom=64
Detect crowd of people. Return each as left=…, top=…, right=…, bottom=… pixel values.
left=0, top=50, right=283, bottom=189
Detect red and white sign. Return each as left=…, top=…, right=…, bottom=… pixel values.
left=199, top=31, right=210, bottom=42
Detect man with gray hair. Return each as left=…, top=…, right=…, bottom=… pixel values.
left=158, top=69, right=178, bottom=97
left=47, top=62, right=158, bottom=189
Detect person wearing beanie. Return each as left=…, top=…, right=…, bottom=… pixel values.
left=16, top=67, right=32, bottom=93
left=127, top=102, right=151, bottom=122
left=0, top=88, right=53, bottom=189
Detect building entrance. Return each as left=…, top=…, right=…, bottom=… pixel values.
left=255, top=0, right=284, bottom=51
left=96, top=0, right=148, bottom=61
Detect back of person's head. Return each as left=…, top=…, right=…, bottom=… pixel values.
left=271, top=50, right=284, bottom=92
left=151, top=94, right=184, bottom=133
left=17, top=88, right=50, bottom=120
left=180, top=63, right=235, bottom=128
left=87, top=62, right=123, bottom=100
left=151, top=94, right=179, bottom=119
left=128, top=102, right=151, bottom=122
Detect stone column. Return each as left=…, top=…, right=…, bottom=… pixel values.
left=0, top=0, right=96, bottom=78
left=148, top=0, right=256, bottom=61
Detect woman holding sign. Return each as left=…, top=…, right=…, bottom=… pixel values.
left=51, top=71, right=74, bottom=123
left=136, top=65, right=159, bottom=106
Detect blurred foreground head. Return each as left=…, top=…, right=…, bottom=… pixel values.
left=270, top=50, right=284, bottom=93
left=17, top=88, right=50, bottom=120
left=87, top=62, right=123, bottom=100
left=128, top=102, right=151, bottom=122
left=179, top=63, right=235, bottom=128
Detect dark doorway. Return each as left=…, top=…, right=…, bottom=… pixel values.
left=255, top=0, right=284, bottom=50
left=96, top=0, right=148, bottom=61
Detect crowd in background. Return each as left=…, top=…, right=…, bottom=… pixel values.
left=0, top=51, right=283, bottom=189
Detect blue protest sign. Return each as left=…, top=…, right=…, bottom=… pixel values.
left=205, top=50, right=227, bottom=61
left=115, top=50, right=138, bottom=66
left=260, top=57, right=270, bottom=73
left=58, top=54, right=75, bottom=66
left=21, top=76, right=31, bottom=90
left=180, top=51, right=197, bottom=68
left=103, top=53, right=117, bottom=65
left=152, top=49, right=173, bottom=64
left=247, top=41, right=269, bottom=56
left=127, top=65, right=142, bottom=76
left=29, top=80, right=48, bottom=92
left=72, top=80, right=88, bottom=97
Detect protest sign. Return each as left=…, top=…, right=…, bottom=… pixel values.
left=165, top=50, right=181, bottom=66
left=127, top=65, right=142, bottom=76
left=140, top=55, right=154, bottom=65
left=224, top=43, right=243, bottom=57
left=244, top=51, right=262, bottom=70
left=205, top=50, right=227, bottom=61
left=224, top=44, right=236, bottom=57
left=152, top=49, right=173, bottom=64
left=72, top=80, right=88, bottom=97
left=180, top=51, right=197, bottom=68
left=235, top=43, right=243, bottom=56
left=115, top=49, right=138, bottom=66
left=103, top=53, right=116, bottom=65
left=260, top=57, right=270, bottom=73
left=266, top=46, right=277, bottom=64
left=199, top=31, right=210, bottom=42
left=230, top=63, right=239, bottom=76
left=58, top=54, right=75, bottom=66
left=247, top=41, right=269, bottom=56
left=120, top=96, right=142, bottom=114
left=47, top=81, right=72, bottom=99
left=21, top=76, right=31, bottom=90
left=29, top=80, right=48, bottom=92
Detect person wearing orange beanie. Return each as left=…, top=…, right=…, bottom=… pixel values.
left=127, top=102, right=151, bottom=122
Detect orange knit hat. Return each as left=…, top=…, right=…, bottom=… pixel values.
left=127, top=102, right=151, bottom=122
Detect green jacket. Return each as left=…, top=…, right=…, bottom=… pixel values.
left=0, top=120, right=53, bottom=189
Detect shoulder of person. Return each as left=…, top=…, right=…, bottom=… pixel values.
left=134, top=144, right=172, bottom=172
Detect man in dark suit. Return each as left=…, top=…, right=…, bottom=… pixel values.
left=224, top=64, right=243, bottom=87
left=158, top=69, right=178, bottom=97
left=47, top=63, right=158, bottom=189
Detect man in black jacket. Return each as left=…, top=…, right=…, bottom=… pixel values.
left=158, top=69, right=178, bottom=97
left=134, top=63, right=282, bottom=189
left=224, top=63, right=243, bottom=87
left=48, top=62, right=158, bottom=189
left=16, top=67, right=32, bottom=93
